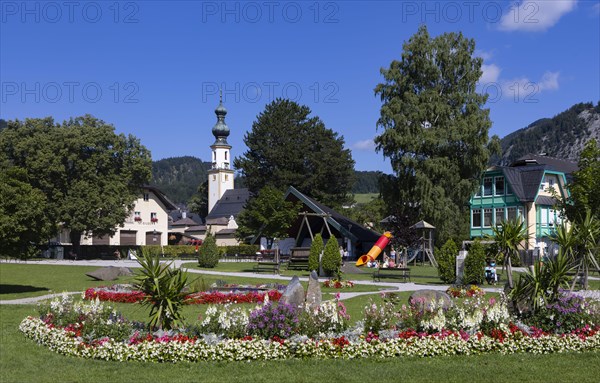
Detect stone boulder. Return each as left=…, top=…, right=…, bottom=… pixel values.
left=86, top=266, right=133, bottom=281
left=280, top=276, right=305, bottom=309
left=305, top=271, right=322, bottom=310
left=408, top=289, right=454, bottom=310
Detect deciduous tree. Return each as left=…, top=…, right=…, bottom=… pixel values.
left=235, top=186, right=300, bottom=245
left=0, top=115, right=152, bottom=255
left=374, top=26, right=499, bottom=244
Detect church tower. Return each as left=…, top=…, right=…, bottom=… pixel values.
left=207, top=94, right=234, bottom=213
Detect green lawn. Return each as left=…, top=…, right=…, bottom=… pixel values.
left=2, top=304, right=599, bottom=383
left=1, top=264, right=600, bottom=382
left=0, top=263, right=137, bottom=300
left=353, top=193, right=379, bottom=204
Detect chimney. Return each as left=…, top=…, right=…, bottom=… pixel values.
left=182, top=211, right=187, bottom=219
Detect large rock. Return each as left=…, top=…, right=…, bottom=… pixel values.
left=408, top=289, right=454, bottom=310
left=86, top=266, right=133, bottom=281
left=280, top=276, right=305, bottom=309
left=305, top=271, right=322, bottom=310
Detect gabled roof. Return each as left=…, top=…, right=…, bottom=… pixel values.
left=514, top=154, right=578, bottom=175
left=171, top=217, right=199, bottom=226
left=284, top=186, right=381, bottom=243
left=498, top=164, right=565, bottom=203
left=206, top=188, right=250, bottom=220
left=185, top=225, right=207, bottom=233
left=142, top=186, right=177, bottom=211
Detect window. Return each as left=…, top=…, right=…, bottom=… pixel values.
left=549, top=209, right=556, bottom=226
left=506, top=185, right=513, bottom=195
left=150, top=212, right=158, bottom=223
left=495, top=176, right=505, bottom=195
left=484, top=209, right=493, bottom=227
left=483, top=177, right=493, bottom=196
left=541, top=208, right=548, bottom=227
left=507, top=207, right=517, bottom=222
left=225, top=174, right=229, bottom=181
left=225, top=151, right=228, bottom=161
left=472, top=209, right=481, bottom=228
left=134, top=211, right=141, bottom=222
left=143, top=193, right=149, bottom=201
left=495, top=208, right=504, bottom=226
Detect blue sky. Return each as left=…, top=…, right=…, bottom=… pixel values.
left=1, top=1, right=599, bottom=173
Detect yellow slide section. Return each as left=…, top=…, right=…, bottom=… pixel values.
left=355, top=231, right=393, bottom=267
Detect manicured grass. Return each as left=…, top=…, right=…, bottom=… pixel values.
left=2, top=304, right=600, bottom=383
left=0, top=263, right=136, bottom=300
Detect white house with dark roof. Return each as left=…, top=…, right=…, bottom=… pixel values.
left=52, top=186, right=177, bottom=247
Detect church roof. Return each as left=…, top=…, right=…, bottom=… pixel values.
left=206, top=188, right=250, bottom=220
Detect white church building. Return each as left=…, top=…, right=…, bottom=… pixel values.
left=182, top=96, right=249, bottom=246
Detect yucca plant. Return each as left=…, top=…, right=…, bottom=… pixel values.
left=485, top=219, right=529, bottom=289
left=510, top=250, right=575, bottom=315
left=135, top=252, right=189, bottom=330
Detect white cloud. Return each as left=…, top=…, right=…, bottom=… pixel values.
left=480, top=64, right=501, bottom=84
left=475, top=49, right=494, bottom=61
left=499, top=0, right=577, bottom=32
left=352, top=139, right=376, bottom=151
left=494, top=71, right=560, bottom=101
left=538, top=71, right=560, bottom=91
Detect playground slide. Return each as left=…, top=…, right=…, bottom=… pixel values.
left=355, top=231, right=393, bottom=267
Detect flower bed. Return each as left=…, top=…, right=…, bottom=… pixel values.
left=20, top=316, right=600, bottom=362
left=323, top=279, right=355, bottom=289
left=84, top=287, right=282, bottom=305
left=23, top=290, right=600, bottom=363
left=446, top=285, right=485, bottom=298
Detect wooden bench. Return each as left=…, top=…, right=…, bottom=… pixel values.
left=287, top=257, right=309, bottom=270
left=253, top=261, right=280, bottom=274
left=372, top=267, right=411, bottom=282
left=287, top=247, right=310, bottom=271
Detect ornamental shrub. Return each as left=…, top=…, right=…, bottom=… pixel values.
left=308, top=233, right=323, bottom=272
left=198, top=232, right=219, bottom=268
left=322, top=236, right=341, bottom=277
left=463, top=240, right=486, bottom=285
left=437, top=239, right=457, bottom=283
left=247, top=302, right=299, bottom=339
left=299, top=295, right=350, bottom=337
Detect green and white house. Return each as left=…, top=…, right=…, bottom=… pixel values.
left=470, top=156, right=575, bottom=256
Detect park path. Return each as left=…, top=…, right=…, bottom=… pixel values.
left=5, top=259, right=600, bottom=304
left=0, top=259, right=464, bottom=304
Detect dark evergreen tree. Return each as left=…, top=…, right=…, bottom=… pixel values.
left=198, top=231, right=219, bottom=268
left=308, top=233, right=324, bottom=273
left=322, top=235, right=341, bottom=277
left=437, top=239, right=458, bottom=283
left=234, top=99, right=355, bottom=208
left=463, top=240, right=486, bottom=285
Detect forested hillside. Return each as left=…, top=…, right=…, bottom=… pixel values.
left=352, top=171, right=382, bottom=194
left=151, top=156, right=210, bottom=204
left=498, top=102, right=600, bottom=165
